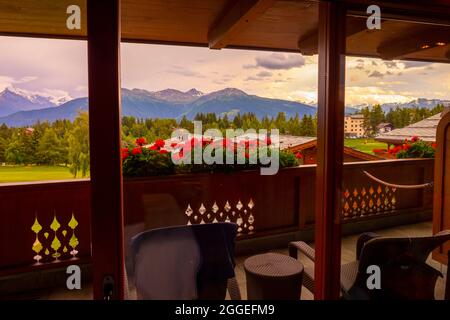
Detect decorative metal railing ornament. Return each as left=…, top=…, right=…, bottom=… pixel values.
left=185, top=199, right=255, bottom=235
left=342, top=185, right=397, bottom=219
left=31, top=211, right=79, bottom=263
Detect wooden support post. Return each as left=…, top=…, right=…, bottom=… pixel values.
left=87, top=0, right=125, bottom=300
left=315, top=0, right=346, bottom=300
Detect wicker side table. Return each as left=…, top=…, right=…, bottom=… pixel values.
left=244, top=253, right=304, bottom=300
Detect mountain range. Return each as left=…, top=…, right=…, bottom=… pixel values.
left=0, top=86, right=448, bottom=127
left=350, top=98, right=450, bottom=113
left=0, top=87, right=317, bottom=127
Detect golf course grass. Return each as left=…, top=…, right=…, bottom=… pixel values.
left=344, top=138, right=387, bottom=155
left=0, top=165, right=80, bottom=183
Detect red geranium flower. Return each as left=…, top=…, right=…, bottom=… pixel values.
left=159, top=149, right=168, bottom=154
left=222, top=138, right=232, bottom=148
left=411, top=136, right=419, bottom=143
left=132, top=147, right=142, bottom=155
left=431, top=142, right=437, bottom=149
left=170, top=142, right=178, bottom=148
left=172, top=150, right=184, bottom=161
left=295, top=152, right=302, bottom=159
left=403, top=143, right=411, bottom=151
left=391, top=145, right=401, bottom=154
left=155, top=139, right=165, bottom=148
left=190, top=138, right=200, bottom=147
left=121, top=148, right=129, bottom=160
left=244, top=152, right=250, bottom=159
left=149, top=144, right=158, bottom=151
left=266, top=137, right=272, bottom=145
left=202, top=137, right=212, bottom=146
left=135, top=137, right=147, bottom=146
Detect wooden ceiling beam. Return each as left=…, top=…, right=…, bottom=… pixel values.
left=298, top=18, right=371, bottom=56
left=377, top=27, right=450, bottom=60
left=208, top=0, right=277, bottom=49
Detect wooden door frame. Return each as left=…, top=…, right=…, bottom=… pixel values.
left=87, top=0, right=125, bottom=300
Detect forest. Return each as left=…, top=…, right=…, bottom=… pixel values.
left=0, top=104, right=444, bottom=178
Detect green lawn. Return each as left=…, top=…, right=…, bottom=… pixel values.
left=344, top=138, right=387, bottom=154
left=0, top=165, right=81, bottom=183
left=0, top=139, right=385, bottom=183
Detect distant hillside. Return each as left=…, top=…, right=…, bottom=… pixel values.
left=0, top=87, right=317, bottom=127
left=0, top=98, right=88, bottom=127
left=350, top=98, right=450, bottom=113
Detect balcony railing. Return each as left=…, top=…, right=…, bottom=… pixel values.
left=0, top=158, right=434, bottom=276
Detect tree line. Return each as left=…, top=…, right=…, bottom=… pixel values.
left=360, top=104, right=445, bottom=136
left=0, top=104, right=445, bottom=175
left=0, top=113, right=89, bottom=177
left=0, top=111, right=317, bottom=176
left=122, top=112, right=318, bottom=146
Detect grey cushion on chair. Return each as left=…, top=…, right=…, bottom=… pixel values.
left=131, top=222, right=238, bottom=300
left=289, top=230, right=450, bottom=300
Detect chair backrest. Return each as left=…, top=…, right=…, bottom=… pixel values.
left=131, top=222, right=237, bottom=300
left=351, top=230, right=450, bottom=300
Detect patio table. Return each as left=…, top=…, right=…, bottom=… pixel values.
left=244, top=252, right=303, bottom=300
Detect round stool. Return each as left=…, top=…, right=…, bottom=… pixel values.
left=244, top=252, right=303, bottom=300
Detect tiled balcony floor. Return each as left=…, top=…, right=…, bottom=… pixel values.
left=30, top=221, right=448, bottom=300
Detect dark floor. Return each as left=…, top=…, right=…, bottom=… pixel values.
left=33, top=221, right=447, bottom=300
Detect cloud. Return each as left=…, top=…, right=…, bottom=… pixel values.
left=17, top=76, right=38, bottom=83
left=256, top=71, right=272, bottom=78
left=0, top=75, right=38, bottom=91
left=244, top=76, right=260, bottom=81
left=244, top=70, right=274, bottom=81
left=383, top=61, right=399, bottom=68
left=166, top=66, right=205, bottom=78
left=402, top=61, right=434, bottom=69
left=245, top=53, right=305, bottom=70
left=212, top=79, right=228, bottom=85
left=368, top=70, right=384, bottom=78
left=346, top=86, right=415, bottom=105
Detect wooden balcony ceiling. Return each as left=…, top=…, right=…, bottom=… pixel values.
left=1, top=0, right=450, bottom=62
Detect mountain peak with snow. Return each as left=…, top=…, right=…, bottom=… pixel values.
left=0, top=86, right=73, bottom=117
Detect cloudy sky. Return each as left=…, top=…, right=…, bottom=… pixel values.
left=1, top=35, right=450, bottom=106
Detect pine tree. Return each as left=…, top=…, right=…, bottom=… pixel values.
left=68, top=112, right=90, bottom=178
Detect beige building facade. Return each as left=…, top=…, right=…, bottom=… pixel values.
left=344, top=114, right=365, bottom=138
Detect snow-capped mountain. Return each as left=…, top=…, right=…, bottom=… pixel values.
left=150, top=88, right=203, bottom=103
left=349, top=98, right=450, bottom=112
left=0, top=87, right=71, bottom=117
left=0, top=87, right=316, bottom=127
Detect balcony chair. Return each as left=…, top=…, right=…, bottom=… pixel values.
left=130, top=222, right=241, bottom=300
left=289, top=230, right=450, bottom=300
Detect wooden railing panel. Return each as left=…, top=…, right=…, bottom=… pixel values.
left=0, top=158, right=435, bottom=274
left=0, top=180, right=91, bottom=275
left=342, top=159, right=434, bottom=221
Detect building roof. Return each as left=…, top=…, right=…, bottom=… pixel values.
left=375, top=112, right=444, bottom=144
left=346, top=114, right=364, bottom=119
left=154, top=133, right=317, bottom=151
left=376, top=122, right=393, bottom=128
left=149, top=133, right=380, bottom=161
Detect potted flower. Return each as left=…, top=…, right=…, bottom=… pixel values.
left=122, top=136, right=301, bottom=178
left=394, top=136, right=436, bottom=159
